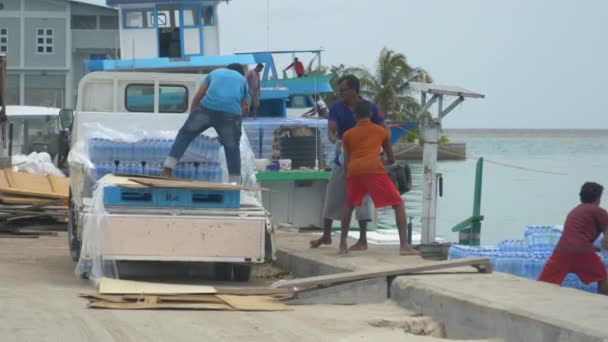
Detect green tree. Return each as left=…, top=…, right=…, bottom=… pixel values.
left=349, top=48, right=432, bottom=121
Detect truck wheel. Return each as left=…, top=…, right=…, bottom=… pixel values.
left=213, top=262, right=233, bottom=281
left=233, top=264, right=251, bottom=282
left=68, top=189, right=81, bottom=262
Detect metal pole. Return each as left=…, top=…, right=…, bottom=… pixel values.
left=420, top=106, right=441, bottom=244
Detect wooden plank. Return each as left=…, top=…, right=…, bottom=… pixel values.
left=80, top=293, right=129, bottom=303
left=98, top=277, right=217, bottom=295
left=48, top=175, right=69, bottom=198
left=0, top=170, right=10, bottom=188
left=88, top=300, right=232, bottom=311
left=272, top=257, right=492, bottom=289
left=215, top=287, right=294, bottom=297
left=0, top=195, right=57, bottom=205
left=100, top=174, right=266, bottom=191
left=216, top=295, right=293, bottom=312
left=0, top=187, right=67, bottom=199
left=122, top=294, right=224, bottom=304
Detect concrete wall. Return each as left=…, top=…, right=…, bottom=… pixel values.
left=6, top=74, right=20, bottom=105
left=24, top=18, right=67, bottom=68
left=72, top=30, right=119, bottom=50
left=25, top=0, right=66, bottom=12
left=1, top=0, right=21, bottom=11
left=0, top=18, right=20, bottom=67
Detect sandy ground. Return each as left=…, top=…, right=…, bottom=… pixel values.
left=0, top=231, right=500, bottom=342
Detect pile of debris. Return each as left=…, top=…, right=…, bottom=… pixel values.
left=0, top=168, right=68, bottom=237
left=82, top=278, right=294, bottom=311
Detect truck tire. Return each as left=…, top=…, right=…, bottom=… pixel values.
left=68, top=189, right=81, bottom=262
left=233, top=264, right=251, bottom=282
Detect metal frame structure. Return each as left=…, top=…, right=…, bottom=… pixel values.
left=408, top=82, right=484, bottom=243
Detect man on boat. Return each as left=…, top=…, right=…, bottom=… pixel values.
left=246, top=63, right=264, bottom=119
left=310, top=75, right=385, bottom=250
left=283, top=57, right=305, bottom=78
left=161, top=63, right=249, bottom=184
left=538, top=182, right=608, bottom=295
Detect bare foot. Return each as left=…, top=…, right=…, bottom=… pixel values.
left=310, top=236, right=332, bottom=248
left=339, top=242, right=349, bottom=254
left=399, top=247, right=420, bottom=256
left=349, top=241, right=368, bottom=251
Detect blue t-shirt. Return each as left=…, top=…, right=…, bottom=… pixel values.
left=200, top=68, right=249, bottom=115
left=328, top=98, right=384, bottom=139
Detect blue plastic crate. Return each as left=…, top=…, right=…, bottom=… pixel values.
left=103, top=186, right=240, bottom=209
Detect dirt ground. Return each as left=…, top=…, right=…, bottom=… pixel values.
left=0, top=231, right=499, bottom=342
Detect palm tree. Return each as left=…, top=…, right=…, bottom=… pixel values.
left=349, top=48, right=432, bottom=121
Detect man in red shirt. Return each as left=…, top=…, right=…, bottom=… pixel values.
left=538, top=182, right=608, bottom=295
left=283, top=57, right=305, bottom=78
left=340, top=101, right=419, bottom=256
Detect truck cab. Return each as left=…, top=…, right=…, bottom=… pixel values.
left=63, top=71, right=273, bottom=281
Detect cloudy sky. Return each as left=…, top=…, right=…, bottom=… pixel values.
left=218, top=0, right=607, bottom=129
left=85, top=0, right=607, bottom=129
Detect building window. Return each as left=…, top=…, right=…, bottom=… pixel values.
left=71, top=15, right=97, bottom=29
left=0, top=28, right=7, bottom=53
left=99, top=15, right=118, bottom=30
left=36, top=28, right=53, bottom=54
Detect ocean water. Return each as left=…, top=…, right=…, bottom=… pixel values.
left=377, top=129, right=608, bottom=245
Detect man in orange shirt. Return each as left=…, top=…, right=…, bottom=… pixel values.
left=341, top=101, right=419, bottom=256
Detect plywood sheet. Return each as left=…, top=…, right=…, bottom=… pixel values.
left=98, top=277, right=217, bottom=295
left=216, top=295, right=293, bottom=312
left=0, top=169, right=68, bottom=199
left=88, top=301, right=231, bottom=311
left=272, top=257, right=493, bottom=289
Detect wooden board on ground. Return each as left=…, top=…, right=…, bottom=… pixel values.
left=215, top=287, right=294, bottom=297
left=98, top=277, right=217, bottom=295
left=88, top=300, right=232, bottom=311
left=272, top=257, right=492, bottom=289
left=0, top=169, right=68, bottom=199
left=122, top=294, right=225, bottom=304
left=217, top=295, right=293, bottom=312
left=99, top=174, right=266, bottom=191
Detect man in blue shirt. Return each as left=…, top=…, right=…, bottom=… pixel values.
left=311, top=75, right=387, bottom=250
left=162, top=63, right=249, bottom=183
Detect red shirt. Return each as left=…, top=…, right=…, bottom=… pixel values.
left=554, top=203, right=608, bottom=254
left=286, top=61, right=305, bottom=76
left=342, top=120, right=388, bottom=177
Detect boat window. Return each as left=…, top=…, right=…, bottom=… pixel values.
left=124, top=9, right=155, bottom=29
left=183, top=8, right=199, bottom=27
left=202, top=6, right=215, bottom=26
left=125, top=84, right=188, bottom=113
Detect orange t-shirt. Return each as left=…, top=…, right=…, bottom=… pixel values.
left=342, top=120, right=388, bottom=177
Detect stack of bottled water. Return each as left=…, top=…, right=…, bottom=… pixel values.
left=448, top=225, right=608, bottom=294
left=88, top=135, right=222, bottom=182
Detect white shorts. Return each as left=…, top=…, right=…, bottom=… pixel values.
left=322, top=162, right=373, bottom=221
